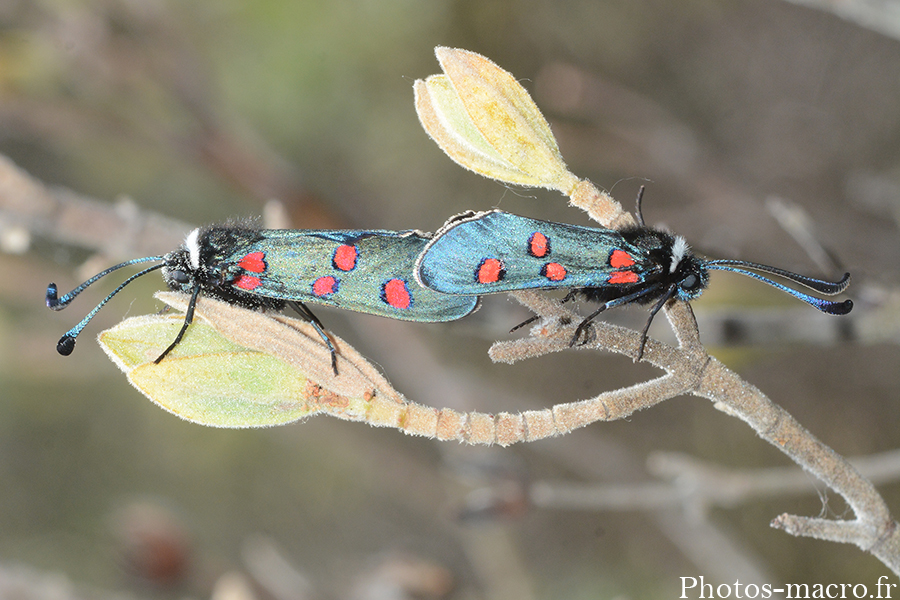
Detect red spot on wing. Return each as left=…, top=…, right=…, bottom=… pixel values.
left=609, top=249, right=635, bottom=269
left=476, top=258, right=505, bottom=284
left=608, top=271, right=640, bottom=284
left=235, top=275, right=262, bottom=290
left=238, top=251, right=266, bottom=273
left=333, top=244, right=358, bottom=271
left=528, top=232, right=550, bottom=258
left=541, top=262, right=567, bottom=281
left=382, top=278, right=411, bottom=309
left=313, top=276, right=338, bottom=297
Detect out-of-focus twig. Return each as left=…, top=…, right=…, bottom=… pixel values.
left=241, top=536, right=315, bottom=600
left=782, top=0, right=900, bottom=41
left=529, top=449, right=900, bottom=513
left=0, top=561, right=139, bottom=600
left=0, top=153, right=190, bottom=260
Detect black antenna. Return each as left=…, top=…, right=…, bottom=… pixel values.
left=47, top=256, right=164, bottom=310
left=705, top=261, right=852, bottom=315
left=634, top=186, right=646, bottom=226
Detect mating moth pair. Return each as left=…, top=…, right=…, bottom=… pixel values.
left=48, top=197, right=852, bottom=370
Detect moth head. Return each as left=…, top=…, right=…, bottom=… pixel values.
left=668, top=237, right=709, bottom=301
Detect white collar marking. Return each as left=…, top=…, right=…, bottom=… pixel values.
left=670, top=236, right=689, bottom=273
left=185, top=228, right=201, bottom=270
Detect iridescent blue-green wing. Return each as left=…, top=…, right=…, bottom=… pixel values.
left=415, top=211, right=660, bottom=295
left=226, top=229, right=478, bottom=321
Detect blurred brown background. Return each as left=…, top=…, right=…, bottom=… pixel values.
left=1, top=0, right=898, bottom=597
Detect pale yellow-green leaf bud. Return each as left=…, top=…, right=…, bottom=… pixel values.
left=416, top=47, right=580, bottom=193
left=99, top=312, right=318, bottom=427
left=98, top=292, right=401, bottom=428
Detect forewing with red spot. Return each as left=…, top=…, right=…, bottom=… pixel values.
left=416, top=210, right=655, bottom=294
left=224, top=229, right=477, bottom=321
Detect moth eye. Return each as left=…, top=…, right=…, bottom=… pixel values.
left=681, top=274, right=698, bottom=290
left=170, top=270, right=190, bottom=284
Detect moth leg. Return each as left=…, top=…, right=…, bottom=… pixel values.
left=571, top=284, right=664, bottom=349
left=509, top=290, right=579, bottom=333
left=634, top=286, right=676, bottom=361
left=509, top=315, right=540, bottom=333
left=155, top=283, right=202, bottom=363
left=569, top=302, right=609, bottom=347
left=287, top=301, right=339, bottom=376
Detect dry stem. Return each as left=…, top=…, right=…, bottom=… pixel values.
left=489, top=287, right=900, bottom=574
